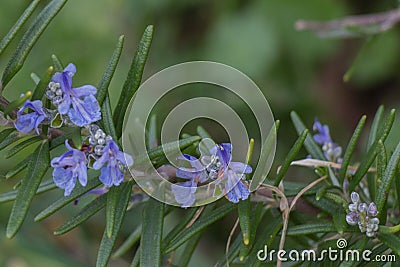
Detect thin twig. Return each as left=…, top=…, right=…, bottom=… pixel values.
left=185, top=206, right=205, bottom=229
left=296, top=9, right=400, bottom=38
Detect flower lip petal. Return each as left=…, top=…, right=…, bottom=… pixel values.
left=71, top=85, right=97, bottom=98
left=64, top=63, right=76, bottom=76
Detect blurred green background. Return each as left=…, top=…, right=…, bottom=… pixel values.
left=1, top=0, right=400, bottom=266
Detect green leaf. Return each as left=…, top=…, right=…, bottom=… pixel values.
left=349, top=109, right=395, bottom=192
left=250, top=120, right=279, bottom=190
left=196, top=125, right=212, bottom=139
left=287, top=222, right=335, bottom=236
left=106, top=186, right=119, bottom=238
left=147, top=114, right=157, bottom=149
left=275, top=129, right=308, bottom=186
left=54, top=193, right=107, bottom=235
left=0, top=128, right=16, bottom=144
left=0, top=178, right=56, bottom=204
left=290, top=111, right=325, bottom=160
left=178, top=232, right=202, bottom=267
left=162, top=208, right=199, bottom=248
left=164, top=203, right=235, bottom=253
left=378, top=233, right=400, bottom=256
left=112, top=225, right=142, bottom=258
left=332, top=207, right=347, bottom=234
left=0, top=0, right=41, bottom=57
left=35, top=174, right=102, bottom=222
left=339, top=115, right=366, bottom=184
left=238, top=199, right=251, bottom=246
left=97, top=35, right=124, bottom=106
left=100, top=97, right=117, bottom=141
left=51, top=54, right=64, bottom=72
left=1, top=0, right=68, bottom=87
left=5, top=136, right=41, bottom=158
left=31, top=66, right=54, bottom=100
left=0, top=130, right=20, bottom=150
left=113, top=25, right=153, bottom=138
left=376, top=142, right=400, bottom=219
left=245, top=216, right=283, bottom=267
left=96, top=181, right=133, bottom=267
left=134, top=135, right=201, bottom=166
left=6, top=140, right=49, bottom=238
left=140, top=198, right=164, bottom=267
left=367, top=105, right=384, bottom=150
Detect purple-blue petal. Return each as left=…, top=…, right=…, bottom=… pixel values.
left=229, top=162, right=252, bottom=174
left=15, top=113, right=36, bottom=133
left=68, top=95, right=101, bottom=126
left=64, top=63, right=76, bottom=77
left=226, top=180, right=250, bottom=203
left=171, top=180, right=197, bottom=208
left=71, top=85, right=97, bottom=97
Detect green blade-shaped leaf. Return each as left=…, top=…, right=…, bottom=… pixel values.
left=51, top=54, right=64, bottom=72
left=162, top=208, right=199, bottom=248
left=112, top=225, right=142, bottom=258
left=96, top=181, right=133, bottom=267
left=178, top=232, right=202, bottom=267
left=250, top=120, right=279, bottom=190
left=140, top=198, right=164, bottom=267
left=164, top=203, right=235, bottom=253
left=5, top=135, right=41, bottom=158
left=97, top=35, right=124, bottom=106
left=5, top=154, right=31, bottom=179
left=196, top=125, right=212, bottom=139
left=275, top=129, right=308, bottom=186
left=31, top=66, right=54, bottom=100
left=378, top=233, right=400, bottom=256
left=349, top=109, right=395, bottom=192
left=54, top=193, right=107, bottom=235
left=339, top=115, right=366, bottom=184
left=1, top=0, right=68, bottom=87
left=35, top=174, right=102, bottom=221
left=290, top=111, right=325, bottom=160
left=238, top=199, right=251, bottom=245
left=147, top=114, right=157, bottom=149
left=367, top=105, right=384, bottom=150
left=0, top=131, right=21, bottom=150
left=0, top=0, right=41, bottom=57
left=113, top=25, right=153, bottom=138
left=106, top=186, right=119, bottom=238
left=0, top=178, right=56, bottom=203
left=0, top=128, right=16, bottom=143
left=286, top=222, right=336, bottom=236
left=376, top=142, right=400, bottom=219
left=134, top=135, right=201, bottom=166
left=100, top=96, right=117, bottom=141
left=6, top=140, right=49, bottom=238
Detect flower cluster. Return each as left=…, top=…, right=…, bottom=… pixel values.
left=171, top=143, right=252, bottom=208
left=13, top=63, right=133, bottom=196
left=313, top=118, right=342, bottom=163
left=346, top=192, right=379, bottom=237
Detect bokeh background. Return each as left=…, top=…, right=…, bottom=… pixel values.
left=1, top=0, right=400, bottom=266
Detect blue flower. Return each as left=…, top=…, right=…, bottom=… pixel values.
left=51, top=140, right=88, bottom=196
left=176, top=154, right=207, bottom=182
left=171, top=179, right=197, bottom=208
left=15, top=100, right=45, bottom=134
left=312, top=119, right=342, bottom=162
left=93, top=140, right=134, bottom=187
left=49, top=63, right=101, bottom=126
left=313, top=118, right=333, bottom=145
